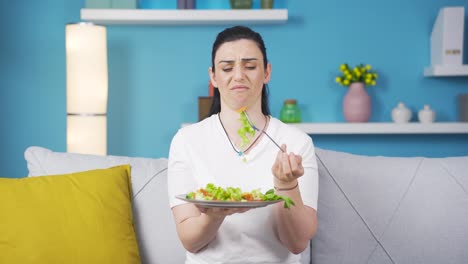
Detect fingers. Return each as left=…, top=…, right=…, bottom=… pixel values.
left=289, top=154, right=304, bottom=177
left=198, top=207, right=250, bottom=217
left=281, top=144, right=287, bottom=153
left=196, top=205, right=208, bottom=214
left=271, top=144, right=304, bottom=182
left=281, top=153, right=294, bottom=180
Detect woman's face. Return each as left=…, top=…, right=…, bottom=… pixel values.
left=210, top=39, right=271, bottom=112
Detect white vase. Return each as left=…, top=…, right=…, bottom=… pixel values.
left=418, top=105, right=436, bottom=123
left=391, top=102, right=412, bottom=123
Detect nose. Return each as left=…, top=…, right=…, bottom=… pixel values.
left=233, top=65, right=245, bottom=80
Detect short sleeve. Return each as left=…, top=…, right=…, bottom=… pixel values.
left=297, top=135, right=319, bottom=211
left=167, top=129, right=198, bottom=208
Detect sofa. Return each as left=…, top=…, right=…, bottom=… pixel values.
left=4, top=146, right=468, bottom=263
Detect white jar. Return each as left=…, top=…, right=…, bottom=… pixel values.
left=391, top=102, right=412, bottom=123
left=418, top=105, right=436, bottom=123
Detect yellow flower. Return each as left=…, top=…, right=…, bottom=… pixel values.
left=335, top=63, right=378, bottom=87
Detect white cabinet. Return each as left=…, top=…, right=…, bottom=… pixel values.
left=424, top=7, right=468, bottom=77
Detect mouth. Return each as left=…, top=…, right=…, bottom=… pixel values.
left=231, top=85, right=249, bottom=90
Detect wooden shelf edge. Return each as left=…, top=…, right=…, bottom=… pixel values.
left=80, top=8, right=288, bottom=25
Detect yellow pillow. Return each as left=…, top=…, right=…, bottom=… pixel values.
left=0, top=165, right=141, bottom=264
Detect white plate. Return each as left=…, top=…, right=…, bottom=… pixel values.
left=175, top=194, right=281, bottom=208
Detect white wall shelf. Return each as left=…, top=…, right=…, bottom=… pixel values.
left=290, top=122, right=468, bottom=134
left=182, top=122, right=468, bottom=134
left=80, top=9, right=288, bottom=25
left=423, top=65, right=468, bottom=77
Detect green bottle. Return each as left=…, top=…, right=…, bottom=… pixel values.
left=280, top=99, right=301, bottom=123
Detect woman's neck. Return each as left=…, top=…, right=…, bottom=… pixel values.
left=219, top=107, right=265, bottom=130
left=219, top=105, right=268, bottom=148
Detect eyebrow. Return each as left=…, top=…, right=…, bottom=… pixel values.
left=218, top=58, right=258, bottom=64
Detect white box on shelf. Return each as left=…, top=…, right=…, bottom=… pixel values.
left=430, top=7, right=465, bottom=66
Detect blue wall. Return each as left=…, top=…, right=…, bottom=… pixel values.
left=1, top=0, right=468, bottom=178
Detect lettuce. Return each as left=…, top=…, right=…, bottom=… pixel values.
left=186, top=183, right=295, bottom=209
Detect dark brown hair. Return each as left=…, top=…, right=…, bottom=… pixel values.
left=208, top=26, right=270, bottom=116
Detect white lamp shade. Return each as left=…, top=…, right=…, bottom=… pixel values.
left=66, top=23, right=108, bottom=155
left=67, top=115, right=107, bottom=155
left=66, top=23, right=108, bottom=114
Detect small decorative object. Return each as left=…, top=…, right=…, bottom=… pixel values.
left=177, top=0, right=186, bottom=9
left=186, top=0, right=196, bottom=9
left=86, top=0, right=137, bottom=8
left=342, top=82, right=371, bottom=122
left=85, top=0, right=111, bottom=8
left=178, top=0, right=196, bottom=9
left=280, top=99, right=301, bottom=123
left=111, top=0, right=137, bottom=8
left=230, top=0, right=253, bottom=9
left=261, top=0, right=274, bottom=9
left=391, top=102, right=412, bottom=123
left=458, top=94, right=468, bottom=122
left=198, top=97, right=213, bottom=121
left=198, top=80, right=214, bottom=121
left=336, top=63, right=378, bottom=122
left=418, top=105, right=436, bottom=123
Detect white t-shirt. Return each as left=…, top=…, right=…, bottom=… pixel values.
left=168, top=114, right=318, bottom=264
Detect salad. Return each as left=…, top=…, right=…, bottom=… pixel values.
left=236, top=106, right=256, bottom=147
left=186, top=183, right=295, bottom=209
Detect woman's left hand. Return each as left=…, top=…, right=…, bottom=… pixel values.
left=271, top=144, right=304, bottom=184
left=196, top=206, right=250, bottom=217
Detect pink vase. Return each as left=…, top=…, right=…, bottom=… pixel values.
left=343, top=82, right=371, bottom=122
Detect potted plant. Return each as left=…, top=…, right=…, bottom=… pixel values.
left=230, top=0, right=252, bottom=9
left=261, top=0, right=274, bottom=9
left=335, top=63, right=378, bottom=122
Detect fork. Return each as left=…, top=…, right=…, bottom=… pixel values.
left=243, top=111, right=285, bottom=153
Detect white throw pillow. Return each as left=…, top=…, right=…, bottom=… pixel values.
left=24, top=146, right=186, bottom=264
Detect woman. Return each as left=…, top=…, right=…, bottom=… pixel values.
left=168, top=26, right=318, bottom=264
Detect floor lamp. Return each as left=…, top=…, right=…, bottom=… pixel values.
left=65, top=23, right=108, bottom=155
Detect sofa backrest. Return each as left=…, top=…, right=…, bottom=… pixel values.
left=25, top=146, right=186, bottom=264
left=24, top=146, right=311, bottom=263
left=313, top=147, right=468, bottom=264
left=26, top=146, right=468, bottom=263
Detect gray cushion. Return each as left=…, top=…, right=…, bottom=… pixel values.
left=312, top=148, right=468, bottom=264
